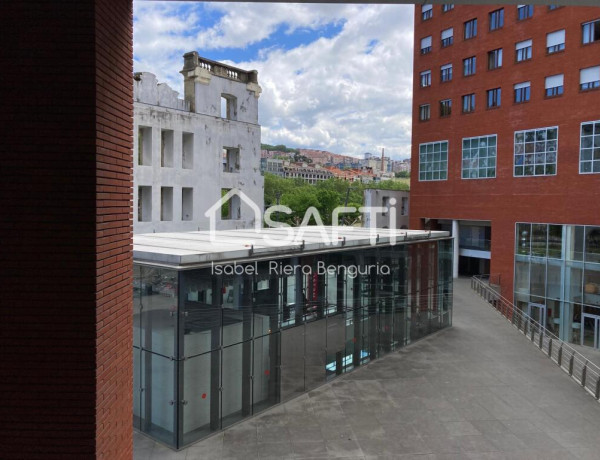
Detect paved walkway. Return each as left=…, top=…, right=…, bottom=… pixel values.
left=135, top=278, right=600, bottom=459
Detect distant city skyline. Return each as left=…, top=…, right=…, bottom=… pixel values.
left=133, top=1, right=415, bottom=160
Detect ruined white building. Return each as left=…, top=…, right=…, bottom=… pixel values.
left=133, top=51, right=264, bottom=233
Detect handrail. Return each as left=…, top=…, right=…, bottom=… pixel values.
left=471, top=275, right=600, bottom=401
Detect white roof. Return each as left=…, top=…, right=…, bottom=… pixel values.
left=133, top=226, right=450, bottom=268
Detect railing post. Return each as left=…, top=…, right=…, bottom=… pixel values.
left=538, top=329, right=543, bottom=349
left=582, top=361, right=587, bottom=387
left=530, top=325, right=535, bottom=342
left=558, top=345, right=563, bottom=366
left=595, top=378, right=600, bottom=400
left=548, top=338, right=552, bottom=358
left=569, top=354, right=574, bottom=376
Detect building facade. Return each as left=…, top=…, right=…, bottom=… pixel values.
left=134, top=52, right=264, bottom=233
left=363, top=189, right=410, bottom=230
left=410, top=5, right=600, bottom=347
left=133, top=227, right=452, bottom=449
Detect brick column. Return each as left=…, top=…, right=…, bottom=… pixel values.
left=0, top=1, right=133, bottom=458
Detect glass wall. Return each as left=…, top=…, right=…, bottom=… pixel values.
left=514, top=223, right=600, bottom=346
left=134, top=239, right=453, bottom=449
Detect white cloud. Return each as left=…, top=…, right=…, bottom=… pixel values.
left=133, top=2, right=414, bottom=159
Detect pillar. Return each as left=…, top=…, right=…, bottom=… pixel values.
left=0, top=1, right=134, bottom=458
left=452, top=219, right=460, bottom=278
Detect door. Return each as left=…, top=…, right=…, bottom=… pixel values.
left=581, top=314, right=600, bottom=349
left=527, top=302, right=546, bottom=329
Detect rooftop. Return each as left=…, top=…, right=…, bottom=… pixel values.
left=133, top=226, right=448, bottom=268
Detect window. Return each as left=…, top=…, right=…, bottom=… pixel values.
left=517, top=5, right=533, bottom=21
left=463, top=56, right=476, bottom=76
left=580, top=120, right=600, bottom=173
left=516, top=39, right=532, bottom=62
left=462, top=135, right=497, bottom=179
left=546, top=30, right=565, bottom=54
left=138, top=126, right=152, bottom=166
left=223, top=147, right=240, bottom=173
left=221, top=188, right=241, bottom=220
left=440, top=64, right=452, bottom=82
left=421, top=36, right=432, bottom=55
left=182, top=132, right=194, bottom=169
left=583, top=20, right=600, bottom=44
left=487, top=88, right=501, bottom=108
left=488, top=48, right=503, bottom=70
left=548, top=5, right=560, bottom=10
left=418, top=141, right=448, bottom=181
left=440, top=99, right=452, bottom=117
left=161, top=187, right=173, bottom=221
left=137, top=186, right=152, bottom=222
left=489, top=8, right=504, bottom=31
left=580, top=66, right=600, bottom=91
left=419, top=104, right=431, bottom=121
left=182, top=188, right=193, bottom=221
left=220, top=94, right=237, bottom=120
left=514, top=81, right=531, bottom=103
left=514, top=126, right=558, bottom=176
left=442, top=4, right=454, bottom=12
left=160, top=129, right=174, bottom=167
left=401, top=197, right=409, bottom=216
left=420, top=70, right=431, bottom=87
left=421, top=4, right=433, bottom=21
left=441, top=28, right=454, bottom=47
left=462, top=94, right=475, bottom=113
left=464, top=18, right=477, bottom=39
left=545, top=74, right=564, bottom=97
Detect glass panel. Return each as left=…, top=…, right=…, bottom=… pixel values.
left=133, top=265, right=142, bottom=348
left=140, top=350, right=176, bottom=447
left=133, top=347, right=141, bottom=430
left=548, top=225, right=563, bottom=259
left=584, top=263, right=600, bottom=307
left=566, top=262, right=583, bottom=303
left=280, top=325, right=305, bottom=400
left=585, top=227, right=600, bottom=264
left=567, top=226, right=585, bottom=261
left=515, top=258, right=530, bottom=295
left=305, top=319, right=327, bottom=390
left=531, top=224, right=547, bottom=257
left=182, top=352, right=213, bottom=445
left=516, top=223, right=531, bottom=255
left=253, top=332, right=280, bottom=414
left=140, top=267, right=178, bottom=357
left=221, top=342, right=250, bottom=429
left=546, top=259, right=563, bottom=300
left=182, top=271, right=219, bottom=357
left=325, top=314, right=346, bottom=379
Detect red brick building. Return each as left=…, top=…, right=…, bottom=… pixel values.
left=410, top=5, right=600, bottom=346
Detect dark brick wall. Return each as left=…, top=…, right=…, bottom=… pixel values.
left=0, top=1, right=133, bottom=458
left=410, top=5, right=600, bottom=298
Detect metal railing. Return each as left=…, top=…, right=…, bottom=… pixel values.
left=471, top=275, right=600, bottom=401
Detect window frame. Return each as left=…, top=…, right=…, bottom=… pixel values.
left=488, top=48, right=503, bottom=70
left=420, top=36, right=432, bottom=55
left=463, top=56, right=476, bottom=76
left=546, top=29, right=566, bottom=54
left=544, top=74, right=564, bottom=98
left=419, top=104, right=431, bottom=121
left=420, top=70, right=432, bottom=88
left=487, top=88, right=501, bottom=108
left=464, top=18, right=477, bottom=40
left=440, top=63, right=453, bottom=83
left=514, top=82, right=531, bottom=104
left=517, top=5, right=533, bottom=21
left=582, top=19, right=600, bottom=45
left=579, top=119, right=600, bottom=174
left=513, top=126, right=559, bottom=177
left=489, top=8, right=504, bottom=31
left=462, top=93, right=476, bottom=113
left=461, top=134, right=497, bottom=179
left=515, top=39, right=532, bottom=62
left=418, top=140, right=449, bottom=181
left=439, top=98, right=452, bottom=117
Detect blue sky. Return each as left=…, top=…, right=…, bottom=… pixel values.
left=133, top=2, right=414, bottom=159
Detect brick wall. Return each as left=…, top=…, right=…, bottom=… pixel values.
left=410, top=5, right=600, bottom=297
left=0, top=1, right=133, bottom=458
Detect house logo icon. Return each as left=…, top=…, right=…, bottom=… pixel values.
left=204, top=188, right=262, bottom=241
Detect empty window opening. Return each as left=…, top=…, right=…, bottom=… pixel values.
left=138, top=126, right=152, bottom=166
left=223, top=147, right=240, bottom=173
left=401, top=197, right=409, bottom=216
left=221, top=188, right=241, bottom=220
left=161, top=187, right=173, bottom=221
left=138, top=186, right=152, bottom=222
left=161, top=129, right=174, bottom=167
left=220, top=94, right=237, bottom=120
left=182, top=187, right=193, bottom=221
left=182, top=132, right=194, bottom=169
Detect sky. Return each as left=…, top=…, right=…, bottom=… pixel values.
left=133, top=2, right=415, bottom=160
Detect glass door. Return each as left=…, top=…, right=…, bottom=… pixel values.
left=581, top=313, right=600, bottom=349
left=527, top=302, right=546, bottom=329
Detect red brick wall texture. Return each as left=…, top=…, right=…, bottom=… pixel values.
left=410, top=5, right=600, bottom=298
left=0, top=1, right=133, bottom=458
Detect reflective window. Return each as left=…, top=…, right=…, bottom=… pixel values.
left=514, top=126, right=558, bottom=176
left=461, top=134, right=496, bottom=179
left=580, top=120, right=600, bottom=174
left=419, top=141, right=448, bottom=181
